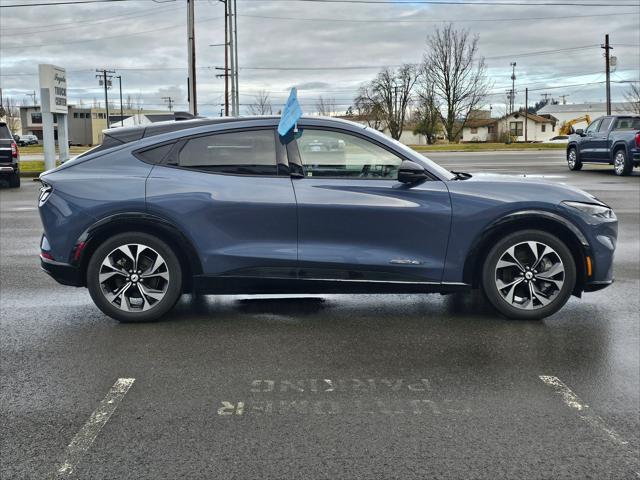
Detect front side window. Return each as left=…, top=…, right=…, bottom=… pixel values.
left=585, top=118, right=602, bottom=134
left=296, top=129, right=402, bottom=179
left=598, top=117, right=614, bottom=132
left=178, top=129, right=277, bottom=175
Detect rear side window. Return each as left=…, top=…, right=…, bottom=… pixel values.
left=136, top=143, right=174, bottom=164
left=178, top=130, right=277, bottom=175
left=0, top=124, right=12, bottom=139
left=613, top=117, right=640, bottom=130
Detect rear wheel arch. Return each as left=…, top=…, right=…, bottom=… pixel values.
left=76, top=213, right=202, bottom=292
left=463, top=212, right=588, bottom=295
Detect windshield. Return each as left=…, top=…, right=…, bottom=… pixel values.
left=365, top=127, right=456, bottom=180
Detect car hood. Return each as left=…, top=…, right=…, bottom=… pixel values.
left=447, top=172, right=604, bottom=206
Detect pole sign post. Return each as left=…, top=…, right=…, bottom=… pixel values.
left=39, top=64, right=69, bottom=170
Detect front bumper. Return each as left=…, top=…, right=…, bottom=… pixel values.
left=40, top=256, right=83, bottom=287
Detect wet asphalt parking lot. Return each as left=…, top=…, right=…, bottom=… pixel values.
left=1, top=150, right=639, bottom=479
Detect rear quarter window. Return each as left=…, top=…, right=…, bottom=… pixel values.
left=0, top=124, right=12, bottom=139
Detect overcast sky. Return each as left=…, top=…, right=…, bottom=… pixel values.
left=1, top=0, right=639, bottom=117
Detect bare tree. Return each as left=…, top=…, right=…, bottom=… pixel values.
left=422, top=24, right=490, bottom=142
left=623, top=83, right=640, bottom=114
left=413, top=79, right=440, bottom=144
left=315, top=96, right=336, bottom=116
left=1, top=97, right=21, bottom=134
left=354, top=87, right=384, bottom=130
left=248, top=90, right=273, bottom=115
left=358, top=64, right=419, bottom=140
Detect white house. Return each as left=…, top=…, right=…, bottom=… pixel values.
left=461, top=112, right=558, bottom=143
left=461, top=118, right=497, bottom=142
left=537, top=102, right=633, bottom=131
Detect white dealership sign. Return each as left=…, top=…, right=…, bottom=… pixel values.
left=38, top=64, right=67, bottom=114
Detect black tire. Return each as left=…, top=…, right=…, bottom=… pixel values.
left=8, top=172, right=20, bottom=188
left=613, top=148, right=633, bottom=176
left=567, top=147, right=582, bottom=171
left=87, top=232, right=182, bottom=322
left=481, top=230, right=576, bottom=320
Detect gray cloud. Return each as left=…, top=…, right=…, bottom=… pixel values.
left=1, top=1, right=638, bottom=116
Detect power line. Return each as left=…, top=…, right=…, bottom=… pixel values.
left=238, top=11, right=636, bottom=24
left=0, top=0, right=140, bottom=7
left=0, top=4, right=181, bottom=35
left=239, top=0, right=638, bottom=6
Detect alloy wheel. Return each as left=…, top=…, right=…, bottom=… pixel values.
left=614, top=151, right=625, bottom=175
left=567, top=150, right=576, bottom=169
left=494, top=241, right=565, bottom=310
left=98, top=243, right=170, bottom=312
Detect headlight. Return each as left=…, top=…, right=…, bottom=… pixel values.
left=563, top=201, right=614, bottom=219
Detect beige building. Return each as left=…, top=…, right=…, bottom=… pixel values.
left=19, top=105, right=169, bottom=145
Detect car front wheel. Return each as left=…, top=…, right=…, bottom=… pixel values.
left=481, top=230, right=576, bottom=320
left=567, top=148, right=582, bottom=171
left=87, top=232, right=182, bottom=322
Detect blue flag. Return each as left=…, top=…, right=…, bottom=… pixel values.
left=278, top=87, right=303, bottom=137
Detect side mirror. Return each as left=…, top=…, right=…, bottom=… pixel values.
left=575, top=129, right=584, bottom=136
left=398, top=160, right=429, bottom=185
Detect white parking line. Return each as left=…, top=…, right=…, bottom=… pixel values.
left=539, top=375, right=629, bottom=446
left=53, top=378, right=135, bottom=478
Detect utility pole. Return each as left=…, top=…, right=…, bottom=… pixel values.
left=162, top=96, right=175, bottom=111
left=96, top=69, right=115, bottom=128
left=26, top=90, right=37, bottom=106
left=559, top=94, right=570, bottom=105
left=224, top=0, right=229, bottom=115
left=601, top=33, right=613, bottom=115
left=232, top=0, right=239, bottom=115
left=540, top=93, right=552, bottom=104
left=524, top=88, right=528, bottom=142
left=510, top=62, right=517, bottom=114
left=115, top=75, right=124, bottom=127
left=187, top=0, right=197, bottom=116
left=228, top=0, right=236, bottom=116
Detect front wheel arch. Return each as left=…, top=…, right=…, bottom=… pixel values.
left=463, top=214, right=588, bottom=296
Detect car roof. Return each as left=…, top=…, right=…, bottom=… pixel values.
left=101, top=115, right=366, bottom=147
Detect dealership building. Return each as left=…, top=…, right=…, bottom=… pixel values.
left=19, top=105, right=171, bottom=145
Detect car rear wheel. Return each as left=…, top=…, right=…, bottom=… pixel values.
left=481, top=230, right=576, bottom=320
left=613, top=149, right=632, bottom=176
left=8, top=172, right=20, bottom=188
left=87, top=232, right=182, bottom=322
left=567, top=148, right=582, bottom=171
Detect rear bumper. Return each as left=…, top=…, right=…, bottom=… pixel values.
left=40, top=256, right=83, bottom=287
left=0, top=165, right=18, bottom=174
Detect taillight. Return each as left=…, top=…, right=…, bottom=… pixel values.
left=11, top=141, right=18, bottom=158
left=635, top=133, right=640, bottom=148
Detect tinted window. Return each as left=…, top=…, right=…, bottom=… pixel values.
left=613, top=117, right=640, bottom=130
left=585, top=118, right=601, bottom=133
left=296, top=129, right=402, bottom=179
left=137, top=143, right=174, bottom=164
left=178, top=130, right=277, bottom=175
left=0, top=124, right=11, bottom=139
left=598, top=117, right=614, bottom=132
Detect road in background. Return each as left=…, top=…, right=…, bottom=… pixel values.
left=1, top=153, right=638, bottom=479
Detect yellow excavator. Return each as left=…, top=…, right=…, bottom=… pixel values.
left=559, top=115, right=591, bottom=135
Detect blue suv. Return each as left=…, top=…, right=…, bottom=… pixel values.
left=38, top=117, right=617, bottom=322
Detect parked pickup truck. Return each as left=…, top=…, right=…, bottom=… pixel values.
left=0, top=122, right=20, bottom=188
left=567, top=115, right=640, bottom=176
